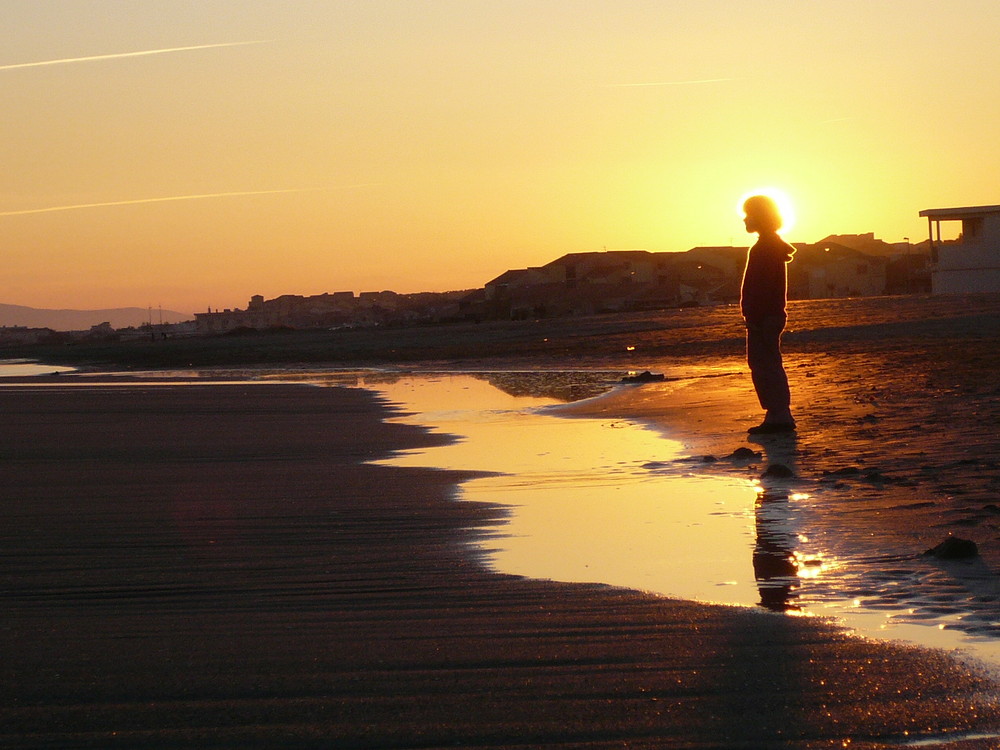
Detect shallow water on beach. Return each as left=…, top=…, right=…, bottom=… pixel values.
left=371, top=374, right=763, bottom=605
left=367, top=372, right=1000, bottom=671
left=0, top=359, right=75, bottom=377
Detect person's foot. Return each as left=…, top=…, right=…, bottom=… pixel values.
left=747, top=421, right=796, bottom=435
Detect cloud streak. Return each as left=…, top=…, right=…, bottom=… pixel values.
left=0, top=40, right=269, bottom=72
left=0, top=186, right=380, bottom=218
left=603, top=78, right=737, bottom=87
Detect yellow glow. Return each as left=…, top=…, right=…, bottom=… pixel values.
left=738, top=187, right=797, bottom=235
left=3, top=3, right=1000, bottom=311
left=372, top=374, right=763, bottom=606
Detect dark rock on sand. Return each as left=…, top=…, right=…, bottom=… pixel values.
left=862, top=468, right=888, bottom=484
left=924, top=537, right=979, bottom=560
left=641, top=461, right=669, bottom=470
left=621, top=370, right=665, bottom=383
left=727, top=447, right=762, bottom=462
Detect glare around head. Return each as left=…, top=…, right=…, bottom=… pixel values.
left=744, top=195, right=782, bottom=232
left=738, top=188, right=796, bottom=234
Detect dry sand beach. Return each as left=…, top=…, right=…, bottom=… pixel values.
left=3, top=293, right=1000, bottom=747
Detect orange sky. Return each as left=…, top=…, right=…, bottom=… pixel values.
left=3, top=1, right=999, bottom=313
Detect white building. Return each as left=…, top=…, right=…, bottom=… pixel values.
left=919, top=204, right=1000, bottom=293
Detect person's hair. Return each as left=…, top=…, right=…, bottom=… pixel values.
left=743, top=195, right=782, bottom=233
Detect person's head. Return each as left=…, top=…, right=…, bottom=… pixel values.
left=743, top=195, right=782, bottom=234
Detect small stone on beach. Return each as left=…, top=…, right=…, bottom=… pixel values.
left=620, top=370, right=665, bottom=384
left=924, top=537, right=979, bottom=560
left=727, top=447, right=762, bottom=462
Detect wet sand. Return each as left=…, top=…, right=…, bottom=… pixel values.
left=555, top=299, right=1000, bottom=645
left=2, top=382, right=1000, bottom=748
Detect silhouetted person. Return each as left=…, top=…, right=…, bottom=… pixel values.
left=740, top=195, right=796, bottom=434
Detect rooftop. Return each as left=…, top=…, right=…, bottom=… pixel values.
left=919, top=204, right=1000, bottom=219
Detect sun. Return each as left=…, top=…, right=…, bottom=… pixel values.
left=737, top=187, right=797, bottom=235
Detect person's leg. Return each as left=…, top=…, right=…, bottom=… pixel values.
left=746, top=316, right=793, bottom=427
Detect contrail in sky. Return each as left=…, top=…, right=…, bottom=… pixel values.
left=0, top=186, right=379, bottom=218
left=603, top=78, right=737, bottom=87
left=0, top=40, right=268, bottom=72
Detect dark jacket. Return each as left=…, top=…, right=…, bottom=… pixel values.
left=740, top=233, right=795, bottom=322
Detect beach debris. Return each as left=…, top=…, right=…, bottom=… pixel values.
left=923, top=537, right=979, bottom=560
left=761, top=463, right=794, bottom=479
left=727, top=447, right=762, bottom=462
left=620, top=370, right=664, bottom=384
left=861, top=468, right=888, bottom=484
left=820, top=466, right=860, bottom=483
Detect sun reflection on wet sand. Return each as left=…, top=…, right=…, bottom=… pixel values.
left=0, top=360, right=75, bottom=377
left=371, top=374, right=765, bottom=606
left=365, top=372, right=1000, bottom=671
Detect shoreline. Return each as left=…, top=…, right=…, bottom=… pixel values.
left=11, top=361, right=1000, bottom=646
left=363, top=370, right=1000, bottom=667
left=3, top=378, right=1000, bottom=746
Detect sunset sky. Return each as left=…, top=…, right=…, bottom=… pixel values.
left=3, top=0, right=999, bottom=313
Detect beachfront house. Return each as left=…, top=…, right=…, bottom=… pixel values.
left=485, top=251, right=685, bottom=318
left=787, top=242, right=889, bottom=299
left=919, top=204, right=1000, bottom=293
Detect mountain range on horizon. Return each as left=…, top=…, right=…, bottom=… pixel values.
left=0, top=303, right=192, bottom=332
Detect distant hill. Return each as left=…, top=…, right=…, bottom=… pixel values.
left=0, top=303, right=192, bottom=331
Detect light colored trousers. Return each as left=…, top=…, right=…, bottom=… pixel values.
left=745, top=315, right=791, bottom=413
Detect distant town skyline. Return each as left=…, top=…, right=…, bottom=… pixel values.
left=5, top=226, right=927, bottom=318
left=2, top=1, right=997, bottom=313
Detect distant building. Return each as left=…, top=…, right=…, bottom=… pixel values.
left=483, top=251, right=688, bottom=319
left=788, top=242, right=890, bottom=299
left=194, top=289, right=469, bottom=334
left=194, top=305, right=275, bottom=334
left=817, top=233, right=899, bottom=257
left=477, top=242, right=899, bottom=321
left=919, top=204, right=1000, bottom=293
left=0, top=326, right=57, bottom=345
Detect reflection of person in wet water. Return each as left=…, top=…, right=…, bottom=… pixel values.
left=753, top=487, right=800, bottom=611
left=741, top=195, right=796, bottom=434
